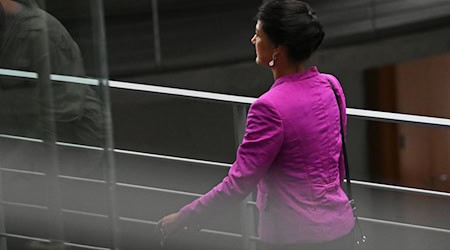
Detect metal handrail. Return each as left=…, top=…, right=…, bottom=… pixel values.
left=2, top=167, right=450, bottom=236
left=2, top=199, right=450, bottom=241
left=1, top=133, right=449, bottom=199
left=1, top=68, right=450, bottom=249
left=349, top=179, right=450, bottom=198
left=0, top=68, right=449, bottom=127
left=1, top=163, right=449, bottom=202
left=1, top=154, right=450, bottom=246
left=0, top=233, right=110, bottom=250
left=347, top=108, right=450, bottom=127
left=114, top=148, right=232, bottom=168
left=359, top=217, right=450, bottom=234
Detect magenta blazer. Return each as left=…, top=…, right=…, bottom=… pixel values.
left=179, top=66, right=354, bottom=244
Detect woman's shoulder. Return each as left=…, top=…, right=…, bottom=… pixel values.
left=251, top=84, right=299, bottom=116
left=319, top=72, right=340, bottom=83
left=318, top=72, right=345, bottom=91
left=251, top=91, right=277, bottom=110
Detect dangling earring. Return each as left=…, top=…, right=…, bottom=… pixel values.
left=268, top=54, right=275, bottom=67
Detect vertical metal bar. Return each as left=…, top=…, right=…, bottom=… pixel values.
left=232, top=104, right=256, bottom=250
left=90, top=1, right=120, bottom=249
left=35, top=3, right=65, bottom=247
left=369, top=0, right=377, bottom=32
left=0, top=169, right=7, bottom=249
left=151, top=0, right=162, bottom=67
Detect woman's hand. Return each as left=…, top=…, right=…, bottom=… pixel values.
left=156, top=212, right=184, bottom=246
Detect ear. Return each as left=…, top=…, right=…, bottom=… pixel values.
left=272, top=45, right=287, bottom=58
left=273, top=45, right=281, bottom=54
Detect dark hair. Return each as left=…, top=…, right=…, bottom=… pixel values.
left=256, top=0, right=324, bottom=63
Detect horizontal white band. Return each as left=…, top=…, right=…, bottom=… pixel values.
left=360, top=217, right=450, bottom=234
left=350, top=179, right=450, bottom=198
left=1, top=68, right=448, bottom=126
left=109, top=80, right=256, bottom=104
left=0, top=68, right=99, bottom=85
left=347, top=108, right=450, bottom=127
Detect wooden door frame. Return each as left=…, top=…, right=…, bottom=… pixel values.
left=365, top=65, right=401, bottom=185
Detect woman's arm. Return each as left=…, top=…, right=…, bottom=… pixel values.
left=159, top=97, right=284, bottom=234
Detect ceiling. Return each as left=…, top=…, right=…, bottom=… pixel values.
left=42, top=0, right=450, bottom=77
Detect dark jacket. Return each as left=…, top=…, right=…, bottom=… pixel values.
left=0, top=2, right=103, bottom=145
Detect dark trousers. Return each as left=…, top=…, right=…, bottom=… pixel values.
left=260, top=229, right=353, bottom=250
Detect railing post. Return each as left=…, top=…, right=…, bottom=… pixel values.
left=34, top=2, right=66, bottom=248
left=0, top=168, right=7, bottom=249
left=151, top=0, right=162, bottom=67
left=232, top=104, right=256, bottom=250
left=90, top=1, right=120, bottom=249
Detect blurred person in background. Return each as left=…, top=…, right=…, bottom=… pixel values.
left=0, top=0, right=103, bottom=146
left=158, top=0, right=355, bottom=249
left=0, top=0, right=104, bottom=248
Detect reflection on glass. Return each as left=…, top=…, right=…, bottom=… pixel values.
left=0, top=1, right=107, bottom=248
left=0, top=0, right=103, bottom=145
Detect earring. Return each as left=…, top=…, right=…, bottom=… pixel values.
left=268, top=54, right=275, bottom=67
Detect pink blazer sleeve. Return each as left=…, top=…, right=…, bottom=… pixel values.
left=179, top=97, right=284, bottom=223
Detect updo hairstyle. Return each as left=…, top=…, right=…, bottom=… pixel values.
left=256, top=0, right=325, bottom=63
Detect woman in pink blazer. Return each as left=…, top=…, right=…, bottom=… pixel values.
left=158, top=1, right=355, bottom=249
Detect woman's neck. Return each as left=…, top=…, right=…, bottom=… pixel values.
left=272, top=63, right=305, bottom=80
left=1, top=0, right=23, bottom=14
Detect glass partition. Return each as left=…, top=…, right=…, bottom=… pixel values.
left=0, top=0, right=116, bottom=249
left=1, top=1, right=449, bottom=250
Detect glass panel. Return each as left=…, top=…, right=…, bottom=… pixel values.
left=2, top=1, right=448, bottom=250
left=365, top=52, right=450, bottom=119
left=366, top=120, right=450, bottom=192
left=111, top=90, right=236, bottom=162
left=0, top=0, right=114, bottom=249
left=353, top=119, right=449, bottom=250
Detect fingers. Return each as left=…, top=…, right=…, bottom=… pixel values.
left=156, top=220, right=168, bottom=247
left=156, top=220, right=162, bottom=233
left=156, top=213, right=186, bottom=247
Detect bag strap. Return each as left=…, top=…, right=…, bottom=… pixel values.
left=326, top=79, right=353, bottom=201
left=327, top=79, right=367, bottom=246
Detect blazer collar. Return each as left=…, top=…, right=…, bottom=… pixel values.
left=271, top=66, right=319, bottom=90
